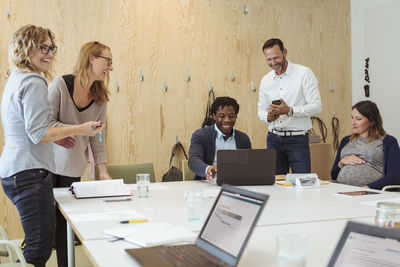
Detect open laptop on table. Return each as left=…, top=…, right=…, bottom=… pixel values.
left=126, top=184, right=269, bottom=267
left=327, top=221, right=400, bottom=267
left=216, top=149, right=276, bottom=186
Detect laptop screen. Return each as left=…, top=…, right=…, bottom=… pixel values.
left=199, top=190, right=264, bottom=257
left=333, top=231, right=400, bottom=266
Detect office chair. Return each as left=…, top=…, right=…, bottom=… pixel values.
left=382, top=185, right=400, bottom=192
left=182, top=159, right=195, bottom=181
left=0, top=225, right=23, bottom=263
left=0, top=240, right=33, bottom=267
left=95, top=163, right=156, bottom=183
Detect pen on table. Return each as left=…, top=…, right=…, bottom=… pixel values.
left=120, top=219, right=147, bottom=224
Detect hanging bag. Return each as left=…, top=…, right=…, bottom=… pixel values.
left=201, top=90, right=215, bottom=128
left=162, top=141, right=188, bottom=182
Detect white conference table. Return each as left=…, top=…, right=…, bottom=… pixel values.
left=53, top=181, right=400, bottom=267
left=82, top=217, right=375, bottom=267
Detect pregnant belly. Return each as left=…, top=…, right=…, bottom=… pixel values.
left=337, top=164, right=383, bottom=186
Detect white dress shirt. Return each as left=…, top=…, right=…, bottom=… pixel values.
left=258, top=61, right=322, bottom=131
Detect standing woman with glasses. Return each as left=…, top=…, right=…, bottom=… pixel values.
left=0, top=25, right=103, bottom=267
left=48, top=41, right=113, bottom=267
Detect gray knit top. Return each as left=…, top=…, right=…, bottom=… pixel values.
left=48, top=75, right=107, bottom=177
left=337, top=137, right=384, bottom=186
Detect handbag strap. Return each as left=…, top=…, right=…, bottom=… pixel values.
left=168, top=141, right=189, bottom=168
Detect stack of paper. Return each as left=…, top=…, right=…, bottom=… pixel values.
left=104, top=223, right=196, bottom=247
left=70, top=179, right=131, bottom=199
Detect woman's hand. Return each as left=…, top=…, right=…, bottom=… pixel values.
left=54, top=136, right=77, bottom=149
left=79, top=121, right=105, bottom=136
left=338, top=155, right=366, bottom=168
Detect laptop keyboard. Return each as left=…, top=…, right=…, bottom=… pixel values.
left=157, top=244, right=231, bottom=267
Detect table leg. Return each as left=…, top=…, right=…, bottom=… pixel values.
left=67, top=221, right=75, bottom=267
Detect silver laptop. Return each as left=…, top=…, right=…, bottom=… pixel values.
left=217, top=149, right=276, bottom=186
left=126, top=184, right=269, bottom=267
left=327, top=221, right=400, bottom=267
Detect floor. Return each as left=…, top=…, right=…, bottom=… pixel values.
left=47, top=246, right=93, bottom=267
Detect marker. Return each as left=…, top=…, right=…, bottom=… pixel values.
left=120, top=219, right=147, bottom=224
left=99, top=131, right=102, bottom=143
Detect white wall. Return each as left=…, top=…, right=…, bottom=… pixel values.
left=351, top=0, right=400, bottom=140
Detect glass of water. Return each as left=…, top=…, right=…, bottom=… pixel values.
left=185, top=188, right=203, bottom=222
left=136, top=173, right=150, bottom=198
left=276, top=234, right=307, bottom=267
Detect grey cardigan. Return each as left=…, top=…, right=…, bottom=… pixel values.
left=48, top=75, right=107, bottom=177
left=0, top=70, right=55, bottom=178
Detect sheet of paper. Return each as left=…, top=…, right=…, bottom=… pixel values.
left=104, top=223, right=196, bottom=247
left=70, top=209, right=145, bottom=223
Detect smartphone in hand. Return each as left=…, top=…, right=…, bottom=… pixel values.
left=272, top=99, right=281, bottom=105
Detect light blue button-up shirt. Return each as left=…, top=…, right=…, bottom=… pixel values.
left=205, top=124, right=237, bottom=177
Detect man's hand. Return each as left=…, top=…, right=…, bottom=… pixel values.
left=338, top=155, right=366, bottom=168
left=270, top=98, right=291, bottom=116
left=267, top=109, right=279, bottom=122
left=206, top=165, right=217, bottom=183
left=54, top=136, right=77, bottom=149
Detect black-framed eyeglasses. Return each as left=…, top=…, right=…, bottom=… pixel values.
left=96, top=55, right=113, bottom=67
left=40, top=45, right=57, bottom=55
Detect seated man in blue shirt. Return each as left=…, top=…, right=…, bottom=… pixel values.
left=189, top=96, right=252, bottom=182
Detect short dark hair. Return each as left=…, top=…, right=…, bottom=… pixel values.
left=211, top=96, right=239, bottom=115
left=262, top=38, right=284, bottom=52
left=351, top=100, right=386, bottom=141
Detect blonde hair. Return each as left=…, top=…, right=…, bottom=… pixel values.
left=73, top=41, right=111, bottom=105
left=8, top=24, right=56, bottom=80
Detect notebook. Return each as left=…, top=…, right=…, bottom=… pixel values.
left=125, top=184, right=269, bottom=267
left=216, top=149, right=276, bottom=186
left=327, top=221, right=400, bottom=267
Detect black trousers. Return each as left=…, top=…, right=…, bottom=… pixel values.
left=52, top=174, right=81, bottom=267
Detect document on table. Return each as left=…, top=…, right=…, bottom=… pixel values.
left=104, top=223, right=196, bottom=247
left=70, top=179, right=131, bottom=199
left=70, top=209, right=146, bottom=223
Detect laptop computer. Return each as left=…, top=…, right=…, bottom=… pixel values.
left=126, top=184, right=269, bottom=267
left=216, top=149, right=276, bottom=186
left=327, top=221, right=400, bottom=267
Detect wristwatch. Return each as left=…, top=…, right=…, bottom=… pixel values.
left=287, top=107, right=294, bottom=117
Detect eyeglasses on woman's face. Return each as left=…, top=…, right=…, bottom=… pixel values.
left=40, top=45, right=57, bottom=55
left=96, top=55, right=113, bottom=67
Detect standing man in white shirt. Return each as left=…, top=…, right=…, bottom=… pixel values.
left=258, top=38, right=322, bottom=174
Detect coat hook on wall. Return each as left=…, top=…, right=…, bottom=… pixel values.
left=243, top=3, right=248, bottom=14
left=251, top=81, right=256, bottom=92
left=163, top=81, right=168, bottom=92
left=115, top=80, right=120, bottom=92
left=139, top=68, right=144, bottom=81
left=230, top=71, right=235, bottom=82
left=7, top=5, right=10, bottom=17
left=209, top=81, right=213, bottom=92
left=186, top=71, right=191, bottom=82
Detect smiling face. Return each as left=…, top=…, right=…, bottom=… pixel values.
left=90, top=48, right=113, bottom=81
left=263, top=44, right=287, bottom=75
left=351, top=108, right=371, bottom=138
left=212, top=105, right=237, bottom=137
left=30, top=35, right=54, bottom=74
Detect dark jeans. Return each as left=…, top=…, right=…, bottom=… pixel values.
left=1, top=169, right=54, bottom=267
left=52, top=174, right=80, bottom=267
left=267, top=132, right=311, bottom=174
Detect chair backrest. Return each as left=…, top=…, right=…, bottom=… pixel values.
left=182, top=159, right=195, bottom=181
left=0, top=240, right=33, bottom=266
left=95, top=163, right=156, bottom=184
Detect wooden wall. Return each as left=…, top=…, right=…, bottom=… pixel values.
left=0, top=0, right=351, bottom=239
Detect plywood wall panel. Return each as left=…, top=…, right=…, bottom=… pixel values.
left=0, top=0, right=351, bottom=239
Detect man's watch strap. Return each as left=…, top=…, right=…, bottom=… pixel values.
left=287, top=107, right=294, bottom=117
